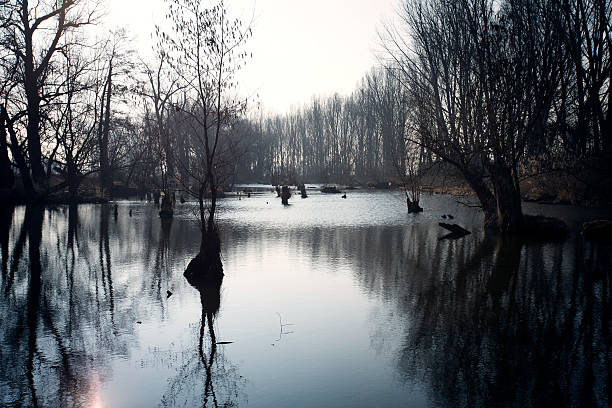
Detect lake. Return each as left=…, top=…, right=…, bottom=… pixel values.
left=1, top=190, right=611, bottom=407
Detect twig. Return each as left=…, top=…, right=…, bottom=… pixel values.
left=275, top=312, right=294, bottom=342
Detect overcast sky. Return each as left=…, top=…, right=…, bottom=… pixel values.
left=106, top=0, right=397, bottom=113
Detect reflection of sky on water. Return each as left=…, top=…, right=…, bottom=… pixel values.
left=0, top=191, right=611, bottom=407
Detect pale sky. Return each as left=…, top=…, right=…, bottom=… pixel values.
left=105, top=0, right=397, bottom=113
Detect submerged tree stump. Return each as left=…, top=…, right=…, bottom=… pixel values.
left=184, top=253, right=224, bottom=288
left=159, top=194, right=174, bottom=218
left=281, top=185, right=291, bottom=205
left=407, top=199, right=423, bottom=213
left=321, top=185, right=341, bottom=194
left=184, top=231, right=224, bottom=285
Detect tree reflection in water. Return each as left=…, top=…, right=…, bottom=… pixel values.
left=241, top=224, right=610, bottom=407
left=321, top=225, right=611, bottom=408
left=0, top=201, right=609, bottom=407
left=0, top=204, right=13, bottom=282
left=408, top=234, right=610, bottom=407
left=161, top=258, right=245, bottom=408
left=0, top=203, right=234, bottom=407
left=0, top=205, right=134, bottom=407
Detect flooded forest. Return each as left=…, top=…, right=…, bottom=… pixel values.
left=1, top=0, right=611, bottom=407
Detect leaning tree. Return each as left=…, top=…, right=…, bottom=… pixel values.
left=383, top=0, right=565, bottom=231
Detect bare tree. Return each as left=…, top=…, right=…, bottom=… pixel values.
left=382, top=0, right=565, bottom=231
left=0, top=0, right=97, bottom=185
left=560, top=0, right=611, bottom=157
left=141, top=52, right=182, bottom=194
left=160, top=0, right=251, bottom=266
left=47, top=39, right=100, bottom=198
left=95, top=29, right=134, bottom=197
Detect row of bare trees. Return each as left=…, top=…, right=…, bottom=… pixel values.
left=383, top=0, right=611, bottom=231
left=234, top=67, right=422, bottom=185
left=0, top=0, right=145, bottom=200
left=234, top=0, right=610, bottom=231
left=0, top=0, right=252, bottom=263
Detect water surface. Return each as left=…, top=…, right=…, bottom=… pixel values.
left=0, top=190, right=610, bottom=407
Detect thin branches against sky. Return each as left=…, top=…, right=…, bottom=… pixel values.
left=106, top=0, right=397, bottom=113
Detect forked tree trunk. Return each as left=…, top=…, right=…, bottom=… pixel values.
left=198, top=175, right=220, bottom=261
left=461, top=168, right=497, bottom=229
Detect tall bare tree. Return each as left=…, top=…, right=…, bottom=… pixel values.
left=160, top=0, right=251, bottom=265
left=141, top=52, right=182, bottom=194
left=0, top=0, right=97, bottom=185
left=383, top=0, right=565, bottom=231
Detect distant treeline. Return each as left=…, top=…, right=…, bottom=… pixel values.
left=234, top=0, right=611, bottom=194
left=233, top=68, right=419, bottom=184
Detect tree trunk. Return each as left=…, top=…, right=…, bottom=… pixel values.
left=68, top=177, right=81, bottom=199
left=0, top=111, right=15, bottom=190
left=198, top=183, right=206, bottom=233
left=163, top=128, right=174, bottom=185
left=491, top=164, right=523, bottom=233
left=23, top=21, right=45, bottom=183
left=99, top=64, right=113, bottom=197
left=67, top=160, right=81, bottom=199
left=25, top=87, right=45, bottom=182
left=206, top=171, right=217, bottom=233
left=407, top=197, right=423, bottom=213
left=198, top=176, right=221, bottom=274
left=461, top=168, right=497, bottom=229
left=1, top=105, right=35, bottom=197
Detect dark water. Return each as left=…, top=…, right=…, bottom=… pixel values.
left=0, top=191, right=611, bottom=407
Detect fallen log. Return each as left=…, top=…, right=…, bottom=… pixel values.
left=439, top=222, right=471, bottom=236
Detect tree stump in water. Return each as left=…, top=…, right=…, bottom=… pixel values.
left=184, top=252, right=224, bottom=287
left=407, top=199, right=423, bottom=213
left=281, top=185, right=291, bottom=205
left=159, top=194, right=174, bottom=218
left=184, top=230, right=223, bottom=285
left=321, top=185, right=341, bottom=194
